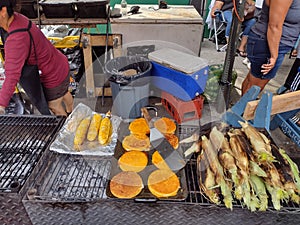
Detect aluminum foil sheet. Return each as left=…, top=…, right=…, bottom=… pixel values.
left=50, top=103, right=122, bottom=156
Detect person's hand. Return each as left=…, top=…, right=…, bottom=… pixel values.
left=211, top=10, right=217, bottom=18
left=261, top=57, right=276, bottom=75
left=0, top=106, right=5, bottom=115
left=291, top=49, right=298, bottom=57
left=211, top=9, right=220, bottom=18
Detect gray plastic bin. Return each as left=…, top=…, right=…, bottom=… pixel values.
left=105, top=56, right=152, bottom=119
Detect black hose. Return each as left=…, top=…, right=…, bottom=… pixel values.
left=216, top=0, right=246, bottom=112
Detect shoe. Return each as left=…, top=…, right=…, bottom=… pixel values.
left=242, top=57, right=249, bottom=65
left=236, top=49, right=247, bottom=57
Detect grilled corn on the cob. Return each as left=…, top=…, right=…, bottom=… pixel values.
left=202, top=135, right=233, bottom=210
left=98, top=111, right=112, bottom=145
left=87, top=113, right=102, bottom=141
left=279, top=148, right=300, bottom=190
left=249, top=174, right=268, bottom=211
left=197, top=151, right=220, bottom=205
left=74, top=117, right=91, bottom=150
left=271, top=145, right=300, bottom=203
left=239, top=121, right=275, bottom=163
left=209, top=127, right=239, bottom=189
left=228, top=133, right=251, bottom=209
left=196, top=124, right=300, bottom=211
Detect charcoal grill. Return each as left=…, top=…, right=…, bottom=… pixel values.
left=28, top=152, right=111, bottom=202
left=0, top=115, right=65, bottom=225
left=23, top=125, right=300, bottom=225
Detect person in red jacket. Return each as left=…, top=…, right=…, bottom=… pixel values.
left=0, top=0, right=73, bottom=116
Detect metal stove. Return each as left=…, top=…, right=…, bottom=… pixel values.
left=22, top=125, right=300, bottom=225
left=0, top=115, right=65, bottom=224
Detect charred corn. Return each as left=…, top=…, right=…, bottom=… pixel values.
left=232, top=129, right=255, bottom=160
left=284, top=182, right=300, bottom=204
left=202, top=135, right=233, bottom=210
left=209, top=127, right=239, bottom=188
left=270, top=145, right=300, bottom=203
left=228, top=133, right=252, bottom=209
left=74, top=117, right=91, bottom=150
left=184, top=141, right=201, bottom=157
left=228, top=134, right=249, bottom=173
left=239, top=121, right=275, bottom=163
left=265, top=181, right=286, bottom=211
left=249, top=174, right=268, bottom=211
left=263, top=163, right=288, bottom=210
left=180, top=132, right=199, bottom=144
left=279, top=148, right=300, bottom=190
left=271, top=144, right=296, bottom=184
left=249, top=160, right=267, bottom=177
left=210, top=128, right=237, bottom=171
left=98, top=111, right=112, bottom=145
left=87, top=113, right=102, bottom=141
left=197, top=151, right=220, bottom=205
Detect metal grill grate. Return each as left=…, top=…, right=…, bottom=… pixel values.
left=184, top=155, right=210, bottom=205
left=0, top=115, right=65, bottom=193
left=23, top=123, right=300, bottom=214
left=178, top=125, right=212, bottom=205
left=32, top=153, right=111, bottom=202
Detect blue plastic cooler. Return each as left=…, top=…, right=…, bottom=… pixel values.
left=149, top=48, right=209, bottom=101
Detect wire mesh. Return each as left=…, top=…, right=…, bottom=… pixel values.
left=0, top=115, right=65, bottom=193
left=32, top=153, right=111, bottom=202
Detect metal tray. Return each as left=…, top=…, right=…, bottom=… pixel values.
left=39, top=0, right=109, bottom=19
left=106, top=121, right=188, bottom=202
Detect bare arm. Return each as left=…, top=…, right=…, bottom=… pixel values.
left=0, top=106, right=5, bottom=114
left=246, top=0, right=255, bottom=6
left=262, top=0, right=293, bottom=74
left=211, top=1, right=224, bottom=18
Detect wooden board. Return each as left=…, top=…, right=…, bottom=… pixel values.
left=243, top=90, right=300, bottom=120
left=82, top=33, right=122, bottom=97
left=32, top=14, right=108, bottom=26
left=111, top=5, right=203, bottom=24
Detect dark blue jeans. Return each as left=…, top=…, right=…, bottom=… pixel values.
left=247, top=31, right=292, bottom=79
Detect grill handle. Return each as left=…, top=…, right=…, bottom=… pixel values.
left=134, top=198, right=158, bottom=203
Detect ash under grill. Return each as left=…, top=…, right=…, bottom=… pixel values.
left=0, top=115, right=65, bottom=193
left=31, top=152, right=111, bottom=202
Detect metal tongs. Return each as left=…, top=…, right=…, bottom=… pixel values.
left=141, top=107, right=186, bottom=172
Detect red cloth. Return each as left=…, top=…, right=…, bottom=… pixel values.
left=0, top=13, right=69, bottom=107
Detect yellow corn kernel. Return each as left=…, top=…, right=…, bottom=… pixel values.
left=87, top=113, right=102, bottom=141
left=74, top=117, right=91, bottom=149
left=98, top=114, right=112, bottom=145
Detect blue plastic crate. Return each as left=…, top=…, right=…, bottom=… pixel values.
left=149, top=48, right=209, bottom=101
left=270, top=109, right=300, bottom=147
